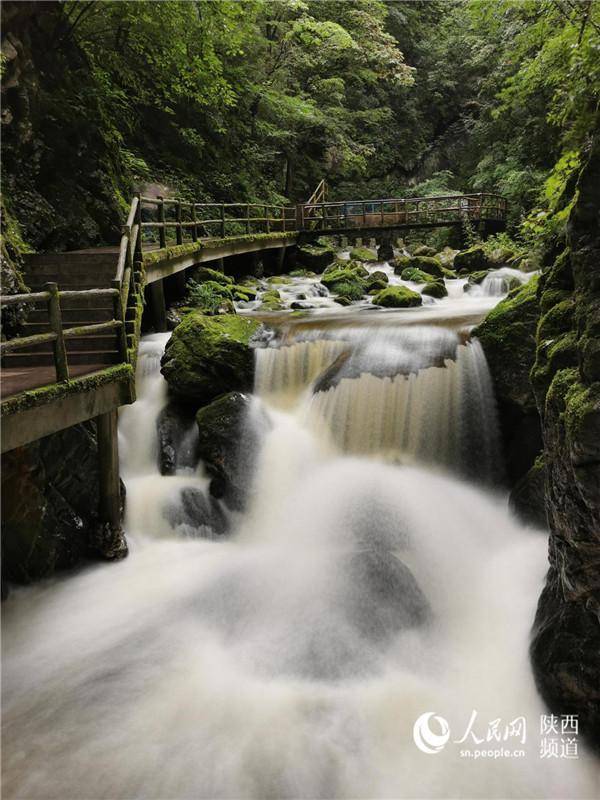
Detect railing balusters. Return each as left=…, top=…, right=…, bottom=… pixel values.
left=176, top=201, right=183, bottom=245
left=158, top=196, right=166, bottom=248
left=111, top=279, right=129, bottom=362
left=45, top=282, right=69, bottom=382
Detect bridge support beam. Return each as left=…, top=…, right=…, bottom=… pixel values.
left=148, top=278, right=168, bottom=332
left=377, top=237, right=394, bottom=261
left=95, top=409, right=128, bottom=560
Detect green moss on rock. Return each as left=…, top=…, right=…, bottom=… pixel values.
left=349, top=246, right=377, bottom=262
left=422, top=281, right=448, bottom=299
left=406, top=255, right=444, bottom=278
left=160, top=312, right=260, bottom=405
left=400, top=267, right=437, bottom=284
left=454, top=245, right=491, bottom=273
left=373, top=285, right=422, bottom=308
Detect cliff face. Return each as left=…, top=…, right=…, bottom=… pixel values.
left=530, top=134, right=600, bottom=745
left=1, top=1, right=124, bottom=251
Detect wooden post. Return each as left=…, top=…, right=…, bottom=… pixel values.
left=158, top=196, right=166, bottom=249
left=362, top=202, right=366, bottom=227
left=134, top=192, right=143, bottom=260
left=191, top=203, right=198, bottom=242
left=220, top=205, right=226, bottom=238
left=265, top=204, right=270, bottom=234
left=111, top=279, right=129, bottom=363
left=246, top=204, right=250, bottom=235
left=148, top=278, right=167, bottom=332
left=296, top=204, right=304, bottom=230
left=176, top=201, right=183, bottom=245
left=45, top=282, right=69, bottom=381
left=97, top=410, right=121, bottom=530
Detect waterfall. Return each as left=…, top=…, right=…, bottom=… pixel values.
left=2, top=321, right=598, bottom=800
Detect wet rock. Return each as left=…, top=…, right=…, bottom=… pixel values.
left=473, top=276, right=542, bottom=484
left=372, top=285, right=422, bottom=308
left=509, top=455, right=548, bottom=528
left=454, top=245, right=491, bottom=273
left=161, top=312, right=261, bottom=407
left=346, top=547, right=430, bottom=641
left=529, top=137, right=600, bottom=748
left=377, top=240, right=394, bottom=261
left=163, top=486, right=228, bottom=537
left=422, top=281, right=447, bottom=299
left=189, top=266, right=234, bottom=286
left=366, top=271, right=389, bottom=291
left=157, top=402, right=198, bottom=475
left=196, top=392, right=271, bottom=511
left=1, top=422, right=127, bottom=585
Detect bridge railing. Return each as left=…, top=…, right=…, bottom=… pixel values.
left=0, top=285, right=127, bottom=382
left=136, top=196, right=297, bottom=251
left=300, top=192, right=507, bottom=231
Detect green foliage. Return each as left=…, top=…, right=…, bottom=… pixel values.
left=187, top=281, right=225, bottom=315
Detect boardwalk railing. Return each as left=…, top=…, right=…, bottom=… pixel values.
left=137, top=196, right=297, bottom=250
left=0, top=285, right=127, bottom=382
left=1, top=187, right=507, bottom=390
left=301, top=192, right=507, bottom=231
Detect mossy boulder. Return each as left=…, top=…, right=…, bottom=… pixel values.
left=366, top=270, right=389, bottom=291
left=267, top=275, right=293, bottom=285
left=468, top=270, right=490, bottom=285
left=373, top=286, right=422, bottom=308
left=411, top=244, right=436, bottom=257
left=391, top=255, right=411, bottom=274
left=231, top=284, right=257, bottom=301
left=436, top=247, right=458, bottom=267
left=454, top=245, right=491, bottom=273
left=400, top=267, right=436, bottom=284
left=422, top=281, right=447, bottom=299
left=297, top=240, right=337, bottom=272
left=321, top=265, right=367, bottom=297
left=161, top=312, right=261, bottom=406
left=406, top=255, right=444, bottom=278
left=191, top=266, right=234, bottom=286
left=349, top=246, right=378, bottom=262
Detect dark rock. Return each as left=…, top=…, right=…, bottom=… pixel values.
left=509, top=455, right=548, bottom=528
left=530, top=133, right=600, bottom=748
left=157, top=402, right=198, bottom=475
left=196, top=392, right=271, bottom=511
left=422, top=281, right=448, bottom=299
left=1, top=422, right=127, bottom=584
left=346, top=547, right=430, bottom=641
left=377, top=240, right=394, bottom=261
left=411, top=244, right=437, bottom=257
left=163, top=486, right=228, bottom=537
left=454, top=245, right=492, bottom=273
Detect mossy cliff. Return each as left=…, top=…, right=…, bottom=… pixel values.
left=529, top=134, right=600, bottom=746
left=473, top=276, right=542, bottom=484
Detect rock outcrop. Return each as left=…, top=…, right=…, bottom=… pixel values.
left=1, top=422, right=127, bottom=585
left=530, top=134, right=600, bottom=746
left=473, top=276, right=542, bottom=485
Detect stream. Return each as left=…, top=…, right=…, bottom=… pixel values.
left=2, top=256, right=599, bottom=799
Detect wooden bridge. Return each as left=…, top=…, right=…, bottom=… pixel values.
left=1, top=185, right=506, bottom=534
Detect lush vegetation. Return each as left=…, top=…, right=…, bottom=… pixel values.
left=1, top=0, right=599, bottom=253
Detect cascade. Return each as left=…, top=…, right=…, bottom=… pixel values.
left=2, top=306, right=597, bottom=800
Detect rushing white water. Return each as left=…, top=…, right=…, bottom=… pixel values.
left=2, top=311, right=599, bottom=799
